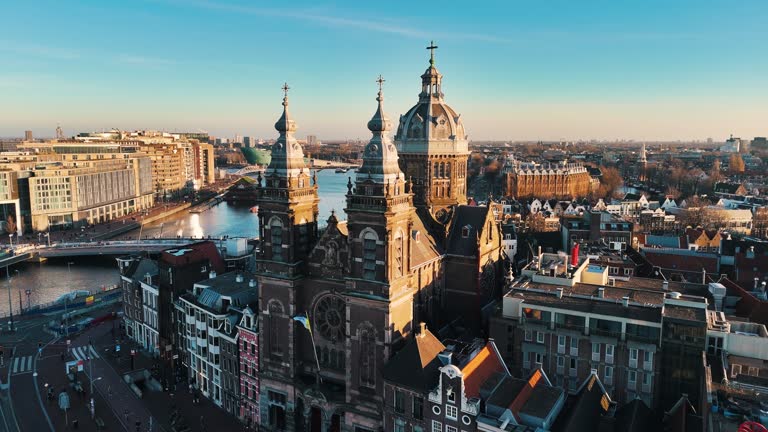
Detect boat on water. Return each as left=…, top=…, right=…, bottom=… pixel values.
left=335, top=168, right=348, bottom=173
left=250, top=205, right=259, bottom=213
left=55, top=290, right=92, bottom=304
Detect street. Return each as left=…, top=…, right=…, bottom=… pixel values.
left=0, top=305, right=246, bottom=431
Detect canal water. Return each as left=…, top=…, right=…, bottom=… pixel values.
left=0, top=169, right=353, bottom=316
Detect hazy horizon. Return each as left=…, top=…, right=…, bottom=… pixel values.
left=2, top=1, right=767, bottom=141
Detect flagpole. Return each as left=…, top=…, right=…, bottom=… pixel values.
left=306, top=312, right=322, bottom=386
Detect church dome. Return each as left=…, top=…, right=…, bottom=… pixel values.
left=395, top=44, right=468, bottom=155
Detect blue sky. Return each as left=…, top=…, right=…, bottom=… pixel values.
left=1, top=0, right=767, bottom=141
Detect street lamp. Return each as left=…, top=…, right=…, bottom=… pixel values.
left=64, top=262, right=74, bottom=337
left=6, top=267, right=14, bottom=332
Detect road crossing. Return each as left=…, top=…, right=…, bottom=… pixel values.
left=10, top=355, right=33, bottom=375
left=70, top=344, right=100, bottom=361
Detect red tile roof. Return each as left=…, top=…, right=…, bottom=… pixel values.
left=461, top=342, right=506, bottom=398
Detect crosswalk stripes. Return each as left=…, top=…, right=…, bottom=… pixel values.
left=11, top=355, right=33, bottom=375
left=71, top=345, right=100, bottom=362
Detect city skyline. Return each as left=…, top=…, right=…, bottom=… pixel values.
left=2, top=1, right=768, bottom=141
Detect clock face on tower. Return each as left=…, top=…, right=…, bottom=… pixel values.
left=314, top=295, right=346, bottom=342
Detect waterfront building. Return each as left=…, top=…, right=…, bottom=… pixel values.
left=254, top=49, right=504, bottom=431
left=13, top=157, right=154, bottom=232
left=193, top=142, right=216, bottom=187
left=176, top=272, right=257, bottom=408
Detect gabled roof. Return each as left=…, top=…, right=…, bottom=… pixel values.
left=663, top=395, right=701, bottom=432
left=382, top=326, right=445, bottom=392
left=643, top=250, right=718, bottom=274
left=613, top=399, right=660, bottom=432
left=553, top=372, right=612, bottom=432
left=160, top=241, right=226, bottom=273
left=446, top=205, right=495, bottom=256
left=461, top=341, right=508, bottom=398
left=124, top=257, right=159, bottom=280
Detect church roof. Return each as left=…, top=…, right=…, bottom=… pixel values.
left=410, top=214, right=443, bottom=267
left=382, top=325, right=445, bottom=392
left=446, top=205, right=492, bottom=256
left=394, top=44, right=468, bottom=155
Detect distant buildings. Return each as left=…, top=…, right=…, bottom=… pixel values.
left=306, top=135, right=318, bottom=146
left=0, top=132, right=218, bottom=233
left=503, top=157, right=597, bottom=200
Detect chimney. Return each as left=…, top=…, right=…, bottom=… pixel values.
left=622, top=296, right=630, bottom=308
left=702, top=268, right=707, bottom=284
left=598, top=287, right=605, bottom=298
left=538, top=245, right=542, bottom=257
left=755, top=278, right=760, bottom=290
left=571, top=243, right=580, bottom=267
left=662, top=280, right=669, bottom=291
left=209, top=270, right=217, bottom=279
left=438, top=350, right=453, bottom=366
left=556, top=287, right=564, bottom=299
left=416, top=322, right=427, bottom=338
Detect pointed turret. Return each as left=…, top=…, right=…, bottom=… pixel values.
left=268, top=83, right=307, bottom=177
left=357, top=75, right=404, bottom=185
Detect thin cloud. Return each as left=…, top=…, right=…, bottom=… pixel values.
left=0, top=41, right=80, bottom=60
left=114, top=54, right=177, bottom=68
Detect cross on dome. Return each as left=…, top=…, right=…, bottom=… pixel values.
left=426, top=41, right=438, bottom=65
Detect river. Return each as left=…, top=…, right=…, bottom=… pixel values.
left=0, top=169, right=352, bottom=316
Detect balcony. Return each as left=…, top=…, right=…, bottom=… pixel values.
left=523, top=360, right=531, bottom=370
left=557, top=365, right=564, bottom=375
left=627, top=381, right=636, bottom=391
left=591, top=351, right=601, bottom=362
left=570, top=346, right=579, bottom=356
left=629, top=358, right=638, bottom=369
left=606, top=354, right=614, bottom=364
left=557, top=344, right=565, bottom=355
left=642, top=383, right=651, bottom=393
left=643, top=361, right=653, bottom=372
left=605, top=375, right=613, bottom=386
left=569, top=368, right=578, bottom=378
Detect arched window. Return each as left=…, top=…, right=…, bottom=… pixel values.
left=268, top=301, right=284, bottom=357
left=433, top=162, right=439, bottom=178
left=394, top=230, right=404, bottom=277
left=439, top=162, right=445, bottom=178
left=359, top=327, right=376, bottom=388
left=270, top=218, right=284, bottom=262
left=362, top=231, right=378, bottom=281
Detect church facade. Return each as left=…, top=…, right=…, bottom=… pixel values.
left=254, top=47, right=504, bottom=432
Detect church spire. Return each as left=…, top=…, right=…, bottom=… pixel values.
left=268, top=82, right=307, bottom=176
left=420, top=41, right=443, bottom=101
left=357, top=75, right=404, bottom=185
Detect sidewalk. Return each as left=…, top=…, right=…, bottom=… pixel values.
left=87, top=322, right=246, bottom=432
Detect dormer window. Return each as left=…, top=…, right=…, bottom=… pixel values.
left=461, top=225, right=471, bottom=238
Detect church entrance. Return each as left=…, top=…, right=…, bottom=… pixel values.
left=310, top=407, right=323, bottom=432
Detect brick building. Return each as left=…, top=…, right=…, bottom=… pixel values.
left=489, top=252, right=713, bottom=412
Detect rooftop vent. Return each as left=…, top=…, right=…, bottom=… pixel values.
left=622, top=296, right=629, bottom=308
left=249, top=279, right=256, bottom=288
left=235, top=274, right=244, bottom=283
left=598, top=287, right=605, bottom=298
left=669, top=291, right=682, bottom=299
left=662, top=280, right=669, bottom=291
left=209, top=270, right=217, bottom=279
left=556, top=287, right=564, bottom=299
